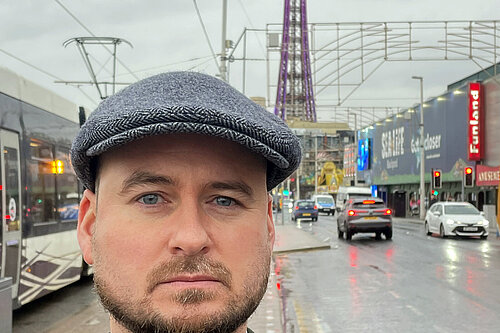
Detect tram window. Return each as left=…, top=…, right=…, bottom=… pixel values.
left=27, top=140, right=56, bottom=223
left=56, top=148, right=79, bottom=222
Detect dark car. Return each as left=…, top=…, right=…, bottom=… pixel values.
left=337, top=197, right=392, bottom=240
left=292, top=200, right=318, bottom=221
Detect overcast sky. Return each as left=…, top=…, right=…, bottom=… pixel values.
left=1, top=0, right=499, bottom=127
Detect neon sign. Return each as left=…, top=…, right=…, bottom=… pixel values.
left=468, top=82, right=482, bottom=160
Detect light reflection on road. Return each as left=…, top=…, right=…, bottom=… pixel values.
left=274, top=216, right=500, bottom=332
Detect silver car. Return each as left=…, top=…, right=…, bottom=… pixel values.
left=424, top=202, right=489, bottom=239
left=337, top=197, right=393, bottom=240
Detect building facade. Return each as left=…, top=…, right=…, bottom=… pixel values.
left=356, top=69, right=500, bottom=217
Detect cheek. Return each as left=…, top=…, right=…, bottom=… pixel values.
left=220, top=219, right=272, bottom=270
left=94, top=209, right=163, bottom=279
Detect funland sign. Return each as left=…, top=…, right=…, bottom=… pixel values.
left=468, top=82, right=483, bottom=161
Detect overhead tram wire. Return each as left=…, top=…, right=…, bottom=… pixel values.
left=192, top=0, right=221, bottom=77
left=0, top=48, right=98, bottom=107
left=53, top=0, right=139, bottom=81
left=107, top=55, right=214, bottom=80
left=236, top=0, right=266, bottom=55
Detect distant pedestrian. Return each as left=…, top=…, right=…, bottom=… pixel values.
left=71, top=72, right=301, bottom=333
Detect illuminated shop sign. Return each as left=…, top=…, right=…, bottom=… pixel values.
left=358, top=138, right=371, bottom=171
left=468, top=82, right=483, bottom=161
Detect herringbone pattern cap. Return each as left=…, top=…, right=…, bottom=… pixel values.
left=71, top=71, right=301, bottom=191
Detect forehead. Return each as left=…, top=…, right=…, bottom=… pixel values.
left=97, top=133, right=267, bottom=184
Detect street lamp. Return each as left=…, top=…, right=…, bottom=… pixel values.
left=348, top=110, right=358, bottom=186
left=412, top=76, right=425, bottom=219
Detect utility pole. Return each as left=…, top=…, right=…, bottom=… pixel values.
left=353, top=112, right=358, bottom=186
left=412, top=76, right=426, bottom=219
left=220, top=0, right=228, bottom=81
left=314, top=135, right=318, bottom=195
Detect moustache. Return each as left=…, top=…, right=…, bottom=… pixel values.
left=146, top=255, right=232, bottom=293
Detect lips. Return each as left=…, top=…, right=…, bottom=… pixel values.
left=159, top=275, right=223, bottom=289
left=165, top=275, right=220, bottom=284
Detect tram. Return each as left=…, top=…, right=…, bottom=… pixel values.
left=0, top=67, right=87, bottom=308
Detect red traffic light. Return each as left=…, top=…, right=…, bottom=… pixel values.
left=434, top=171, right=441, bottom=177
left=465, top=167, right=473, bottom=174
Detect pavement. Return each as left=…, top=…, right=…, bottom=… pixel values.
left=248, top=222, right=331, bottom=332
left=42, top=220, right=330, bottom=333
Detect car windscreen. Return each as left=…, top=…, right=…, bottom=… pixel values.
left=317, top=197, right=333, bottom=204
left=444, top=205, right=480, bottom=215
left=297, top=201, right=315, bottom=207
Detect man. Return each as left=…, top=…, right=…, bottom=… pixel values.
left=71, top=71, right=301, bottom=333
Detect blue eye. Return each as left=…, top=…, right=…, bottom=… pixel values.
left=215, top=196, right=234, bottom=207
left=139, top=194, right=160, bottom=205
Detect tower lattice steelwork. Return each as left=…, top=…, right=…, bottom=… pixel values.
left=275, top=0, right=316, bottom=122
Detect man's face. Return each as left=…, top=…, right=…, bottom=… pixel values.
left=77, top=134, right=275, bottom=333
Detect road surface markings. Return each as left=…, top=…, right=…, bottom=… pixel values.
left=293, top=299, right=331, bottom=333
left=389, top=291, right=400, bottom=299
left=432, top=324, right=450, bottom=333
left=405, top=304, right=423, bottom=316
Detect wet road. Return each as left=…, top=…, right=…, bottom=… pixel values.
left=276, top=214, right=500, bottom=332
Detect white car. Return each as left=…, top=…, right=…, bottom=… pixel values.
left=424, top=202, right=489, bottom=239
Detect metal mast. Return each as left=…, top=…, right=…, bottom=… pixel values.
left=62, top=37, right=133, bottom=100
left=275, top=0, right=316, bottom=122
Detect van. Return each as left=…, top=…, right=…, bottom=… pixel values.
left=312, top=194, right=336, bottom=215
left=336, top=186, right=372, bottom=212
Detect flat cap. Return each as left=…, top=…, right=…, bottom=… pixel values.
left=71, top=71, right=301, bottom=192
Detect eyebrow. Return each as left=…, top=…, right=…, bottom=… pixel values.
left=208, top=181, right=254, bottom=198
left=120, top=171, right=175, bottom=194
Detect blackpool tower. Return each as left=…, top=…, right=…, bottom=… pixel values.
left=275, top=0, right=316, bottom=122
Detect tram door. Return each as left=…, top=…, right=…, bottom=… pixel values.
left=0, top=129, right=22, bottom=298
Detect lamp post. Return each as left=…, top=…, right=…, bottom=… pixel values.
left=412, top=76, right=426, bottom=219
left=347, top=110, right=358, bottom=186
left=220, top=0, right=228, bottom=81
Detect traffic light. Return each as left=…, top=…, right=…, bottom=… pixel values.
left=464, top=167, right=474, bottom=187
left=432, top=190, right=439, bottom=196
left=432, top=169, right=442, bottom=189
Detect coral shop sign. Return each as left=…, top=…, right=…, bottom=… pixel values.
left=476, top=165, right=500, bottom=186
left=468, top=82, right=483, bottom=161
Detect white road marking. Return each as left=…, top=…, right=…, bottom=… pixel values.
left=389, top=291, right=400, bottom=299
left=405, top=304, right=423, bottom=316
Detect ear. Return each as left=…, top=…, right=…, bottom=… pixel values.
left=77, top=189, right=97, bottom=265
left=266, top=193, right=275, bottom=247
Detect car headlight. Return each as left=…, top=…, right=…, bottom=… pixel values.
left=479, top=220, right=489, bottom=226
left=446, top=219, right=456, bottom=225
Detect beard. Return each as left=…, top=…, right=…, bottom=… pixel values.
left=93, top=249, right=271, bottom=333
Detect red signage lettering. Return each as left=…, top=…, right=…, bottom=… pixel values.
left=468, top=82, right=482, bottom=160
left=476, top=165, right=500, bottom=186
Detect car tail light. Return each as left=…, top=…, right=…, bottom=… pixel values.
left=385, top=209, right=392, bottom=215
left=363, top=200, right=376, bottom=204
left=314, top=205, right=317, bottom=209
left=348, top=210, right=356, bottom=216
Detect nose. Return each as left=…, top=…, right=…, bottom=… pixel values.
left=166, top=199, right=211, bottom=256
